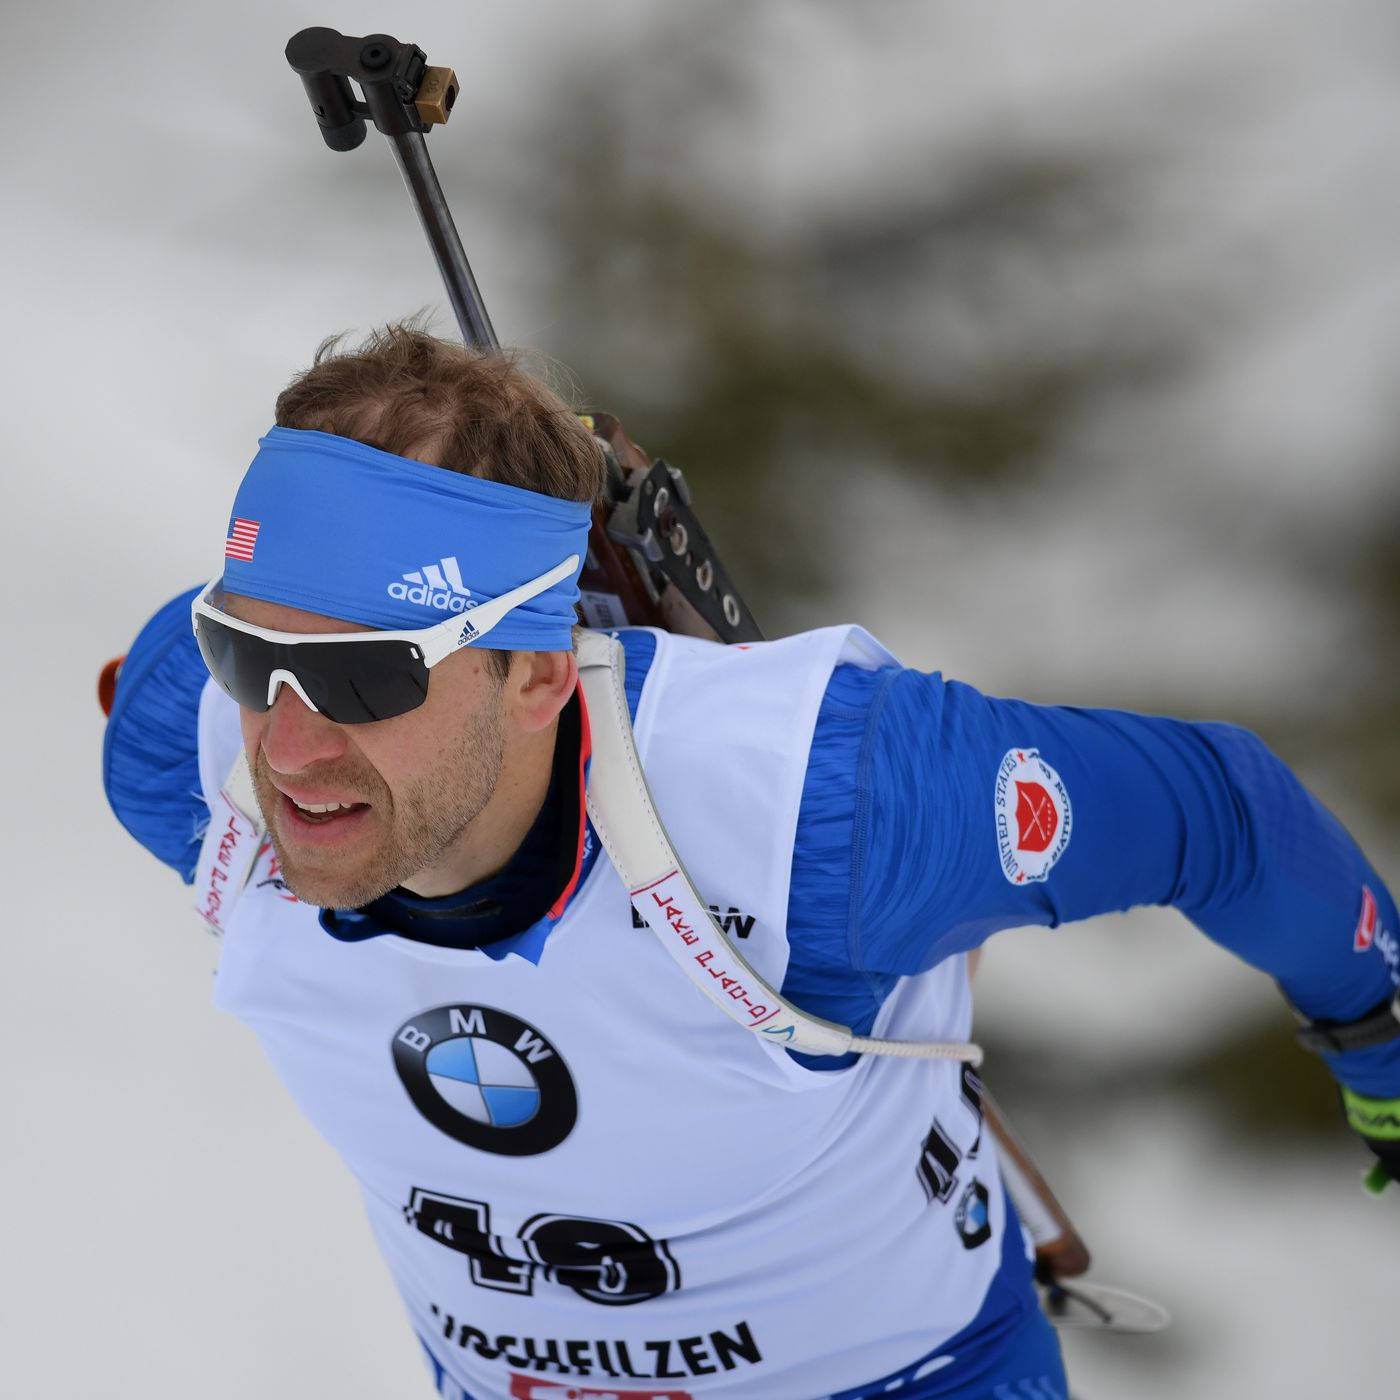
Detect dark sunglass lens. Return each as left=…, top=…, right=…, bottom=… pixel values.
left=317, top=641, right=430, bottom=723
left=194, top=615, right=274, bottom=712
left=193, top=617, right=430, bottom=724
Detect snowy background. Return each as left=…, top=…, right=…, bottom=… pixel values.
left=3, top=1, right=1396, bottom=1395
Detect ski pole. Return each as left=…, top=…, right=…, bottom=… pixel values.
left=284, top=26, right=497, bottom=350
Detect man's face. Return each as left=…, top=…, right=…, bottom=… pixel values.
left=226, top=595, right=509, bottom=910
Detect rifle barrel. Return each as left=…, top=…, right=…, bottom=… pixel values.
left=387, top=130, right=498, bottom=350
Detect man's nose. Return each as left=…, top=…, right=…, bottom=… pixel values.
left=257, top=680, right=348, bottom=773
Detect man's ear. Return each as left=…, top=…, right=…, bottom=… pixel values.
left=510, top=649, right=579, bottom=734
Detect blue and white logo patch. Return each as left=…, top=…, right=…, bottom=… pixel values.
left=392, top=1005, right=577, bottom=1156
left=954, top=1178, right=992, bottom=1249
left=425, top=1035, right=542, bottom=1127
left=387, top=555, right=476, bottom=612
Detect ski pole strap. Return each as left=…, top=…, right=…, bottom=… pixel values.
left=1294, top=988, right=1400, bottom=1055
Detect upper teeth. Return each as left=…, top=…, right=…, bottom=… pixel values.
left=293, top=799, right=353, bottom=813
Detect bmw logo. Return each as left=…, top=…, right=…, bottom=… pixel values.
left=954, top=1178, right=992, bottom=1250
left=392, top=1005, right=577, bottom=1156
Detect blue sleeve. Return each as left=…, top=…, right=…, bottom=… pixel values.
left=102, top=587, right=211, bottom=883
left=785, top=667, right=902, bottom=1064
left=789, top=663, right=1400, bottom=1095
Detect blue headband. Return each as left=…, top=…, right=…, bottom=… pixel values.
left=221, top=427, right=591, bottom=649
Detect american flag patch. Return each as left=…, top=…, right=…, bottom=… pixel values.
left=225, top=518, right=261, bottom=562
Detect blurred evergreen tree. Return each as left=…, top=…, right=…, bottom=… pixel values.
left=507, top=5, right=1399, bottom=1149
left=521, top=7, right=1204, bottom=620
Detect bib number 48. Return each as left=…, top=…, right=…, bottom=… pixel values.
left=405, top=1188, right=681, bottom=1305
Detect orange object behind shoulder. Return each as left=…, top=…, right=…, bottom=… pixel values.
left=97, top=656, right=125, bottom=717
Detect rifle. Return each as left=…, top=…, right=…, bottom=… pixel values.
left=283, top=26, right=760, bottom=650
left=275, top=24, right=1164, bottom=1332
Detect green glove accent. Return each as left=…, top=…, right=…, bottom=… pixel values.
left=1341, top=1087, right=1400, bottom=1141
left=1364, top=1162, right=1392, bottom=1196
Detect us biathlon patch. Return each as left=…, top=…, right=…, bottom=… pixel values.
left=994, top=748, right=1072, bottom=885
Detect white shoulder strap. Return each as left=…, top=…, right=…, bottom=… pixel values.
left=192, top=752, right=265, bottom=936
left=577, top=630, right=981, bottom=1065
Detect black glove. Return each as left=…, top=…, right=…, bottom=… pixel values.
left=1340, top=1087, right=1400, bottom=1194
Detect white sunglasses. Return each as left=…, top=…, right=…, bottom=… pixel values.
left=190, top=554, right=579, bottom=723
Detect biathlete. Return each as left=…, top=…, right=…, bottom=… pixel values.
left=103, top=325, right=1400, bottom=1400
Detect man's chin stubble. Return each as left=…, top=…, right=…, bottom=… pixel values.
left=260, top=809, right=395, bottom=910
left=259, top=781, right=484, bottom=911
left=247, top=696, right=505, bottom=910
left=250, top=765, right=404, bottom=910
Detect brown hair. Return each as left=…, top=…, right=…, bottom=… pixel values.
left=274, top=323, right=605, bottom=502
left=275, top=323, right=603, bottom=674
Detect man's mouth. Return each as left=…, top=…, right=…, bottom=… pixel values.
left=289, top=797, right=363, bottom=822
left=277, top=790, right=373, bottom=839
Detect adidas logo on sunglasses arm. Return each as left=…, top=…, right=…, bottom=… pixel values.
left=387, top=557, right=477, bottom=613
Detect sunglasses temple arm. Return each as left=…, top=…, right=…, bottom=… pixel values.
left=441, top=555, right=581, bottom=655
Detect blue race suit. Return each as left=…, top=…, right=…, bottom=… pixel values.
left=104, top=592, right=1400, bottom=1399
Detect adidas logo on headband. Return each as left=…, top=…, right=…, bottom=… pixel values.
left=387, top=556, right=476, bottom=613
